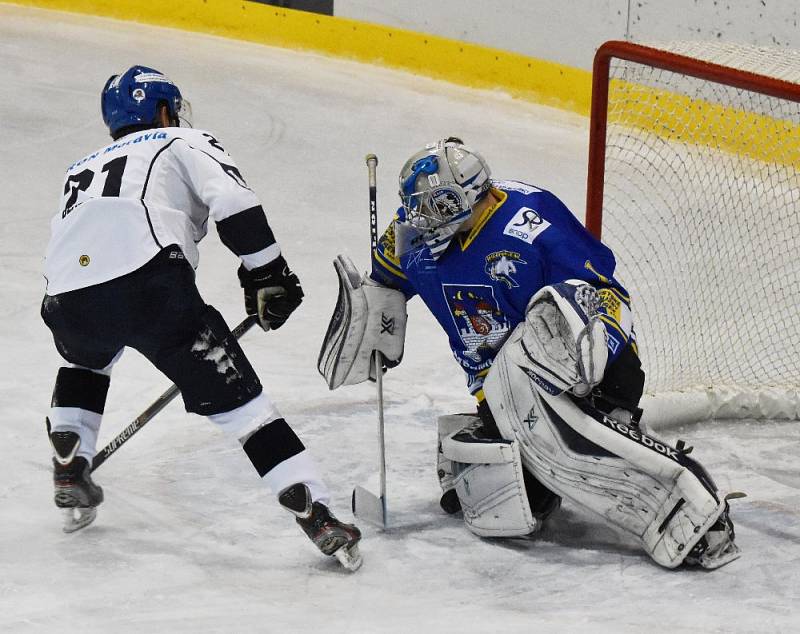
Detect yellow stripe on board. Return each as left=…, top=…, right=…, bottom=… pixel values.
left=11, top=0, right=592, bottom=115
left=609, top=78, right=800, bottom=168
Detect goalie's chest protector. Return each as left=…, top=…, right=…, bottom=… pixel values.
left=397, top=183, right=620, bottom=377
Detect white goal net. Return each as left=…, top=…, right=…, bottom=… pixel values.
left=587, top=41, right=800, bottom=425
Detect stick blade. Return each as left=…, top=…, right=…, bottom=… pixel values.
left=352, top=486, right=387, bottom=529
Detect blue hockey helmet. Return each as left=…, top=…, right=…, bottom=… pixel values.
left=101, top=66, right=192, bottom=138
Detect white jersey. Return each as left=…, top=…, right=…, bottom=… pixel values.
left=45, top=127, right=279, bottom=294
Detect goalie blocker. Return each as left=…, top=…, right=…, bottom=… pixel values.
left=483, top=280, right=741, bottom=569
left=318, top=255, right=407, bottom=389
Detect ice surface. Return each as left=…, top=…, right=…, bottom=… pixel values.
left=1, top=5, right=798, bottom=632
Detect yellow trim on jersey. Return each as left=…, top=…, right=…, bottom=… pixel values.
left=599, top=314, right=629, bottom=343
left=376, top=233, right=402, bottom=269
left=474, top=389, right=486, bottom=402
left=605, top=285, right=631, bottom=305
left=16, top=1, right=592, bottom=116
left=374, top=248, right=407, bottom=280
left=459, top=189, right=508, bottom=251
left=583, top=259, right=611, bottom=285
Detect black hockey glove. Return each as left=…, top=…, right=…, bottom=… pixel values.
left=238, top=255, right=304, bottom=331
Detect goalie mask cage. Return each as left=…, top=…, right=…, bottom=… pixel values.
left=585, top=40, right=800, bottom=425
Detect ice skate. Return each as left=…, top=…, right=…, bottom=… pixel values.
left=683, top=498, right=742, bottom=570
left=279, top=483, right=363, bottom=571
left=50, top=430, right=103, bottom=533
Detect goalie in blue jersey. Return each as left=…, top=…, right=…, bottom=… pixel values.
left=319, top=138, right=740, bottom=570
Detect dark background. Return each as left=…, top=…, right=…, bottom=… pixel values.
left=248, top=0, right=333, bottom=16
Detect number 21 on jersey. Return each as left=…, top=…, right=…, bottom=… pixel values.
left=62, top=155, right=128, bottom=217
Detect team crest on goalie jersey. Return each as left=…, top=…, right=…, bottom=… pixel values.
left=444, top=284, right=511, bottom=364
left=485, top=250, right=527, bottom=288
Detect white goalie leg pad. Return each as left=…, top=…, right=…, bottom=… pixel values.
left=436, top=414, right=477, bottom=494
left=441, top=419, right=537, bottom=537
left=317, top=254, right=407, bottom=389
left=522, top=280, right=608, bottom=397
left=484, top=336, right=739, bottom=568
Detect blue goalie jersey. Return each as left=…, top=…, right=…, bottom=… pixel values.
left=370, top=180, right=636, bottom=400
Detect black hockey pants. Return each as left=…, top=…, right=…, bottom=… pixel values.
left=41, top=246, right=262, bottom=415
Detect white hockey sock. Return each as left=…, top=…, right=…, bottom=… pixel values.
left=49, top=407, right=102, bottom=463
left=264, top=450, right=330, bottom=507
left=208, top=392, right=281, bottom=440
left=208, top=392, right=330, bottom=506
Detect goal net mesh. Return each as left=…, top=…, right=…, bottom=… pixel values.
left=596, top=41, right=800, bottom=421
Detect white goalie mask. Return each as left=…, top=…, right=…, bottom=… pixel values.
left=397, top=137, right=491, bottom=259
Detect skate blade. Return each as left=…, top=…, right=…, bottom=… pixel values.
left=62, top=507, right=97, bottom=533
left=698, top=542, right=742, bottom=570
left=334, top=543, right=363, bottom=572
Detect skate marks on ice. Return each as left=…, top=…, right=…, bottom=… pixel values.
left=2, top=6, right=798, bottom=630
left=294, top=390, right=800, bottom=563
left=46, top=406, right=800, bottom=574
left=333, top=404, right=800, bottom=602
left=671, top=419, right=800, bottom=541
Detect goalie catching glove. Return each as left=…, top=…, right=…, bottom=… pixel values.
left=238, top=255, right=304, bottom=331
left=521, top=280, right=608, bottom=397
left=317, top=254, right=407, bottom=389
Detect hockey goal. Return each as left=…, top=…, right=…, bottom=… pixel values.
left=585, top=40, right=800, bottom=426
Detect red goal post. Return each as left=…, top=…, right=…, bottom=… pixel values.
left=583, top=40, right=800, bottom=425
left=586, top=40, right=800, bottom=238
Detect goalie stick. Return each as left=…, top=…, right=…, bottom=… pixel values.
left=351, top=153, right=389, bottom=529
left=90, top=314, right=258, bottom=472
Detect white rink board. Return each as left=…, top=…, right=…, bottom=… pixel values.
left=335, top=0, right=800, bottom=70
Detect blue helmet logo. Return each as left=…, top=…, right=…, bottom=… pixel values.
left=101, top=66, right=186, bottom=138
left=401, top=155, right=439, bottom=200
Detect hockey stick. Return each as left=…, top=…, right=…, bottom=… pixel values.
left=90, top=314, right=258, bottom=472
left=351, top=153, right=389, bottom=529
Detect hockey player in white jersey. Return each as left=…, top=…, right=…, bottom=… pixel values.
left=320, top=138, right=740, bottom=569
left=41, top=66, right=361, bottom=569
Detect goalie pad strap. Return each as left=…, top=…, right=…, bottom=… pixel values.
left=442, top=430, right=516, bottom=464
left=436, top=414, right=476, bottom=493
left=444, top=419, right=537, bottom=537
left=317, top=254, right=406, bottom=389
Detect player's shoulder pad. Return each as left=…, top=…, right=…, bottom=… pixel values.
left=169, top=128, right=233, bottom=158
left=171, top=127, right=214, bottom=142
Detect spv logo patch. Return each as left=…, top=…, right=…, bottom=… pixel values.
left=503, top=207, right=550, bottom=244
